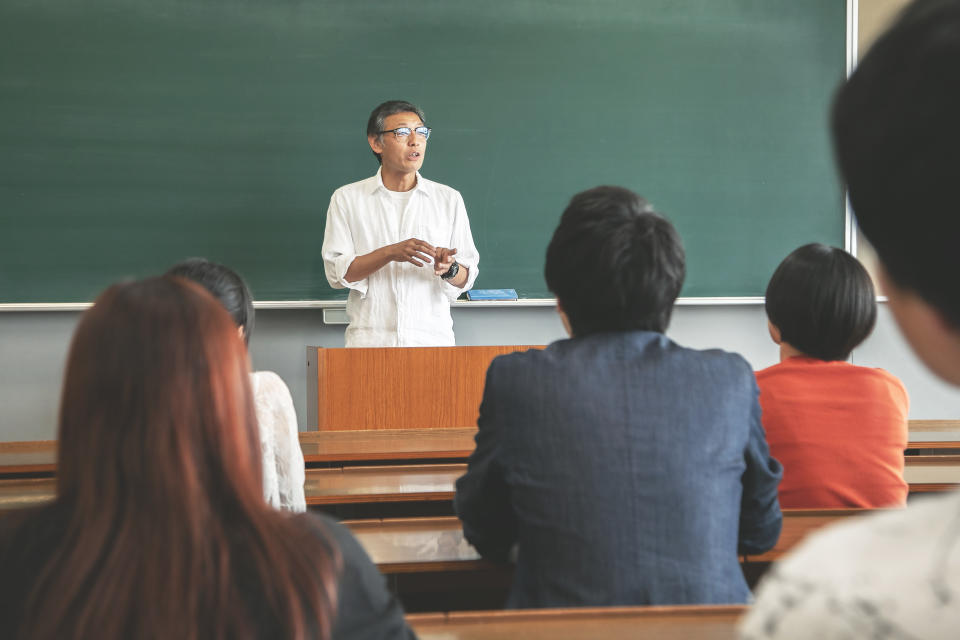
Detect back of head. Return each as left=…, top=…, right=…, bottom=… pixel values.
left=765, top=243, right=877, bottom=361
left=545, top=185, right=685, bottom=336
left=366, top=99, right=426, bottom=163
left=57, top=276, right=261, bottom=512
left=19, top=277, right=336, bottom=640
left=832, top=0, right=960, bottom=328
left=167, top=257, right=255, bottom=344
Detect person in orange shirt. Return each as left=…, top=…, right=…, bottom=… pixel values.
left=757, top=243, right=908, bottom=508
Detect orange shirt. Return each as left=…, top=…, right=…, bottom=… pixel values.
left=756, top=357, right=909, bottom=509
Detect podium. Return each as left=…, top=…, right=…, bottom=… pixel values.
left=306, top=346, right=542, bottom=431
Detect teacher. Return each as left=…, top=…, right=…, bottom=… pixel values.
left=322, top=100, right=479, bottom=347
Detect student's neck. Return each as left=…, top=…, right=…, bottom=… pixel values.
left=779, top=342, right=808, bottom=362
left=381, top=169, right=417, bottom=192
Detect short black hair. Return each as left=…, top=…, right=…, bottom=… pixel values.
left=832, top=0, right=960, bottom=328
left=544, top=186, right=685, bottom=336
left=366, top=100, right=426, bottom=164
left=765, top=243, right=876, bottom=361
left=166, top=258, right=255, bottom=345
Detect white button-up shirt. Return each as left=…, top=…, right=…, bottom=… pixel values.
left=321, top=169, right=479, bottom=347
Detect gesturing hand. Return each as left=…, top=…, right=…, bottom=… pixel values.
left=390, top=238, right=436, bottom=267
left=434, top=247, right=458, bottom=276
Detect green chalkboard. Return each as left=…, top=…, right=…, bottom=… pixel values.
left=0, top=0, right=846, bottom=303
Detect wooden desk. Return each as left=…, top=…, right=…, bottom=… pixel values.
left=407, top=605, right=747, bottom=640
left=2, top=420, right=958, bottom=476
left=908, top=420, right=960, bottom=450
left=0, top=429, right=478, bottom=477
left=4, top=458, right=959, bottom=513
left=299, top=428, right=477, bottom=463
left=305, top=464, right=461, bottom=505
left=0, top=477, right=55, bottom=510
left=740, top=509, right=866, bottom=563
left=340, top=509, right=868, bottom=573
left=904, top=454, right=960, bottom=493
left=0, top=440, right=56, bottom=475
left=0, top=464, right=465, bottom=512
left=345, top=516, right=486, bottom=573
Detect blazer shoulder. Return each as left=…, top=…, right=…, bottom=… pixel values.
left=678, top=343, right=756, bottom=384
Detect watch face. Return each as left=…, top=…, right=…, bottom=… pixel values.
left=442, top=262, right=459, bottom=280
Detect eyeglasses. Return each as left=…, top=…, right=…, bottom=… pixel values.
left=379, top=126, right=432, bottom=140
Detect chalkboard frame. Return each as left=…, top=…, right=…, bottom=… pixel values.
left=0, top=0, right=856, bottom=309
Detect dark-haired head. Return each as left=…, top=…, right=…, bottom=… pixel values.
left=765, top=243, right=877, bottom=361
left=17, top=276, right=337, bottom=640
left=366, top=100, right=426, bottom=164
left=545, top=186, right=685, bottom=336
left=832, top=0, right=960, bottom=329
left=167, top=258, right=254, bottom=345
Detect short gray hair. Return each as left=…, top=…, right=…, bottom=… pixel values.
left=366, top=100, right=426, bottom=164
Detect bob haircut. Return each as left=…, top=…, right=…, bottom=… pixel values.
left=765, top=243, right=877, bottom=361
left=167, top=258, right=255, bottom=345
left=545, top=185, right=685, bottom=336
left=5, top=277, right=338, bottom=640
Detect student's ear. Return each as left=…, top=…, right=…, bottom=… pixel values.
left=767, top=321, right=782, bottom=345
left=368, top=134, right=384, bottom=156
left=237, top=325, right=245, bottom=341
left=879, top=264, right=960, bottom=387
left=556, top=301, right=574, bottom=338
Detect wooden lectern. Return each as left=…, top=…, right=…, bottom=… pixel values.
left=306, top=346, right=541, bottom=430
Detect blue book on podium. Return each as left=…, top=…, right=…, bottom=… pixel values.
left=466, top=288, right=518, bottom=301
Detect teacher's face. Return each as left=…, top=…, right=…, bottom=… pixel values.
left=369, top=111, right=427, bottom=177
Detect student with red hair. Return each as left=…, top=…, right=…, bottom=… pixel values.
left=0, top=277, right=413, bottom=640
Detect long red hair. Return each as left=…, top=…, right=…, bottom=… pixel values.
left=16, top=276, right=338, bottom=639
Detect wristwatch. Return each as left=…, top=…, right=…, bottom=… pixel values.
left=440, top=261, right=460, bottom=280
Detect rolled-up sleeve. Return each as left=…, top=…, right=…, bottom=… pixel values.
left=440, top=191, right=479, bottom=300
left=321, top=190, right=368, bottom=296
left=739, top=386, right=784, bottom=555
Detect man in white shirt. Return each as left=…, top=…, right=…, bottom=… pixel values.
left=321, top=100, right=479, bottom=347
left=740, top=1, right=960, bottom=638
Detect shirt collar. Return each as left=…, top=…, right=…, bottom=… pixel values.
left=371, top=167, right=431, bottom=198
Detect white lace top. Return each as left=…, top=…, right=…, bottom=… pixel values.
left=740, top=489, right=960, bottom=639
left=250, top=371, right=306, bottom=512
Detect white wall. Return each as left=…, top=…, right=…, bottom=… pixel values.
left=1, top=302, right=957, bottom=442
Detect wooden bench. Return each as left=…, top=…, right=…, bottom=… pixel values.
left=407, top=604, right=747, bottom=640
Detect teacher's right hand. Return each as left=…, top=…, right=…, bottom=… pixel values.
left=389, top=238, right=436, bottom=267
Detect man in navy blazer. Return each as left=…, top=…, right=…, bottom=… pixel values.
left=454, top=186, right=783, bottom=609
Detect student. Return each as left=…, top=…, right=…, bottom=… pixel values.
left=455, top=185, right=783, bottom=608
left=168, top=258, right=306, bottom=512
left=0, top=277, right=413, bottom=640
left=758, top=243, right=908, bottom=508
left=741, top=0, right=960, bottom=636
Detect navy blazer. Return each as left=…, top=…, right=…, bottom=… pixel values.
left=455, top=331, right=782, bottom=608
